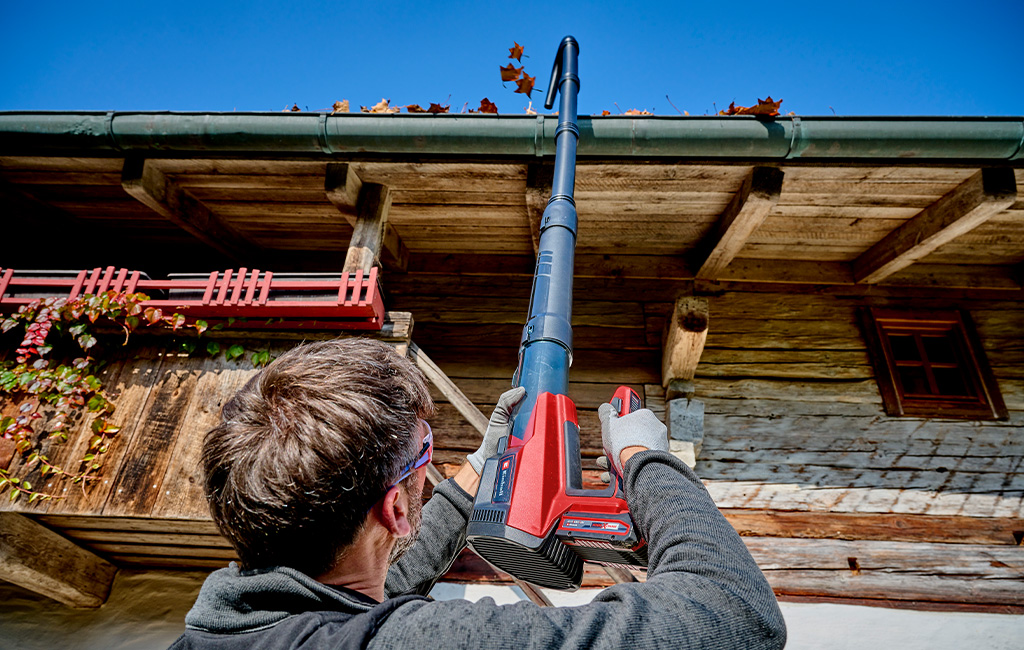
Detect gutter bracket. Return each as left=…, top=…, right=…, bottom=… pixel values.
left=104, top=111, right=122, bottom=152
left=318, top=113, right=332, bottom=155
left=1011, top=120, right=1024, bottom=161
left=786, top=116, right=802, bottom=159
left=535, top=115, right=545, bottom=156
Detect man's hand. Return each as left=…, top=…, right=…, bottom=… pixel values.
left=597, top=403, right=668, bottom=476
left=466, top=386, right=527, bottom=475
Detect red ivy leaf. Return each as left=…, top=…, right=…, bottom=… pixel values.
left=508, top=41, right=524, bottom=62
left=143, top=307, right=163, bottom=325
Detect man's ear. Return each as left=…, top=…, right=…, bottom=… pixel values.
left=379, top=485, right=412, bottom=537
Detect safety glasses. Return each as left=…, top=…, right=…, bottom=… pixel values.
left=387, top=421, right=433, bottom=490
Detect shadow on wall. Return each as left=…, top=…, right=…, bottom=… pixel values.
left=0, top=570, right=207, bottom=650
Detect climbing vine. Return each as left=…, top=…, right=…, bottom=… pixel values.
left=0, top=291, right=270, bottom=503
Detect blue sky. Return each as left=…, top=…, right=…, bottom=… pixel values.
left=2, top=0, right=1021, bottom=116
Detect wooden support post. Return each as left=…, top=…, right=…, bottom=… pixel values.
left=853, top=168, right=1017, bottom=284
left=0, top=512, right=117, bottom=608
left=695, top=167, right=784, bottom=280
left=662, top=297, right=709, bottom=393
left=329, top=166, right=407, bottom=272
left=324, top=162, right=364, bottom=226
left=525, top=163, right=554, bottom=255
left=342, top=183, right=393, bottom=275
left=662, top=297, right=709, bottom=468
left=121, top=157, right=257, bottom=262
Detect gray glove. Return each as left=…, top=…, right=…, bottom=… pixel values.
left=597, top=403, right=668, bottom=476
left=466, top=386, right=527, bottom=474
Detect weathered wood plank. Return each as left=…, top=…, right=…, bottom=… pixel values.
left=324, top=162, right=363, bottom=225
left=151, top=356, right=263, bottom=521
left=101, top=353, right=214, bottom=517
left=661, top=297, right=709, bottom=387
left=722, top=509, right=1024, bottom=545
left=0, top=512, right=117, bottom=608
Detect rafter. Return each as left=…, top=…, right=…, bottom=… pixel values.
left=694, top=167, right=784, bottom=280
left=121, top=157, right=257, bottom=262
left=853, top=168, right=1017, bottom=284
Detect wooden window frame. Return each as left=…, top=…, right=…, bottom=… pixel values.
left=860, top=308, right=1008, bottom=420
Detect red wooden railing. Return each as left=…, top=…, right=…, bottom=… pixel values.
left=0, top=267, right=385, bottom=330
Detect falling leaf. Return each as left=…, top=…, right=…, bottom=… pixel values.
left=514, top=72, right=536, bottom=98
left=427, top=103, right=450, bottom=114
left=500, top=63, right=523, bottom=82
left=332, top=100, right=349, bottom=114
left=508, top=41, right=524, bottom=61
left=405, top=104, right=427, bottom=113
left=478, top=98, right=498, bottom=114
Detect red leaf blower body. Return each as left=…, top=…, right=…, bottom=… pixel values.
left=466, top=37, right=648, bottom=591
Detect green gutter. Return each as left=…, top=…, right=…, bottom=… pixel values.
left=1, top=112, right=1022, bottom=161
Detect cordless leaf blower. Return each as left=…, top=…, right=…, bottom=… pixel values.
left=466, top=36, right=648, bottom=591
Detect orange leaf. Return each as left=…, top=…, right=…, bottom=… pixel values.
left=508, top=41, right=524, bottom=61
left=623, top=108, right=653, bottom=115
left=514, top=72, right=536, bottom=98
left=362, top=98, right=399, bottom=114
left=478, top=98, right=498, bottom=114
left=601, top=110, right=611, bottom=116
left=500, top=63, right=523, bottom=82
left=405, top=104, right=427, bottom=113
left=427, top=103, right=450, bottom=114
left=332, top=100, right=349, bottom=114
left=721, top=97, right=783, bottom=117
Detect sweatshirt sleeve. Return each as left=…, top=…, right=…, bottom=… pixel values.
left=371, top=450, right=786, bottom=650
left=384, top=478, right=475, bottom=597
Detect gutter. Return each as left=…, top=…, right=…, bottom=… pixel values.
left=0, top=112, right=1022, bottom=161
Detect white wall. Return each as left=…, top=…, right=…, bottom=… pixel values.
left=1, top=573, right=1022, bottom=650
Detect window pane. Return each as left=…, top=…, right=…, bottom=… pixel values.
left=889, top=335, right=920, bottom=362
left=933, top=367, right=971, bottom=397
left=923, top=334, right=958, bottom=365
left=898, top=367, right=930, bottom=395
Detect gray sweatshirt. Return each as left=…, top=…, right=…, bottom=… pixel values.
left=179, top=450, right=786, bottom=649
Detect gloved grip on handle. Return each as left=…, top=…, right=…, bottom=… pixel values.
left=467, top=386, right=527, bottom=475
left=597, top=403, right=669, bottom=477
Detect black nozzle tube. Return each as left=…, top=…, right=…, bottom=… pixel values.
left=512, top=36, right=581, bottom=441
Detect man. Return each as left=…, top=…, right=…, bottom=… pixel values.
left=171, top=338, right=786, bottom=649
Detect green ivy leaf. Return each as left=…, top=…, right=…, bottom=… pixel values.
left=227, top=317, right=237, bottom=326
left=225, top=344, right=245, bottom=362
left=69, top=323, right=88, bottom=337
left=251, top=350, right=271, bottom=368
left=10, top=488, right=21, bottom=502
left=180, top=340, right=198, bottom=355
left=206, top=341, right=221, bottom=356
left=195, top=320, right=209, bottom=335
left=29, top=492, right=40, bottom=503
left=77, top=333, right=98, bottom=350
left=22, top=481, right=31, bottom=490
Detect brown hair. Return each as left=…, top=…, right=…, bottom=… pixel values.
left=202, top=338, right=433, bottom=575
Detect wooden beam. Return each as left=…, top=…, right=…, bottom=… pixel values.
left=694, top=167, right=784, bottom=280
left=343, top=183, right=392, bottom=274
left=661, top=297, right=709, bottom=388
left=408, top=342, right=489, bottom=435
left=324, top=162, right=363, bottom=226
left=525, top=163, right=554, bottom=255
left=854, top=168, right=1017, bottom=284
left=0, top=512, right=117, bottom=608
left=120, top=157, right=257, bottom=262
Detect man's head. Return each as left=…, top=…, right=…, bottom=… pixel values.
left=202, top=338, right=433, bottom=576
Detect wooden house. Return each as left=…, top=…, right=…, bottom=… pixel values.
left=0, top=112, right=1021, bottom=613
